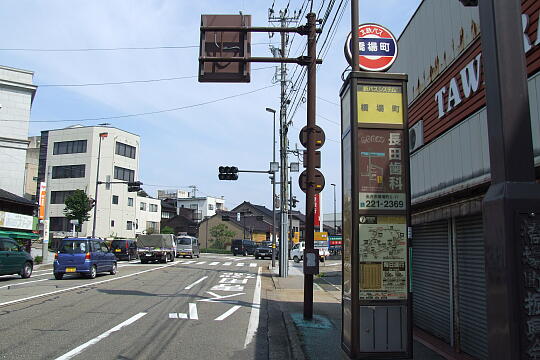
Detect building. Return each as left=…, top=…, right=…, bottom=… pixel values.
left=158, top=188, right=225, bottom=222
left=37, top=125, right=140, bottom=239
left=135, top=193, right=161, bottom=235
left=24, top=136, right=40, bottom=201
left=388, top=1, right=540, bottom=359
left=322, top=212, right=342, bottom=234
left=0, top=65, right=37, bottom=197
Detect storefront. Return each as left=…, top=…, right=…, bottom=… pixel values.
left=0, top=189, right=38, bottom=251
left=389, top=1, right=540, bottom=358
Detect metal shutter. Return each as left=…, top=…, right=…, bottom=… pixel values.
left=412, top=220, right=452, bottom=344
left=455, top=215, right=487, bottom=359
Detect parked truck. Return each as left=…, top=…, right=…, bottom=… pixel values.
left=290, top=240, right=330, bottom=263
left=137, top=234, right=176, bottom=263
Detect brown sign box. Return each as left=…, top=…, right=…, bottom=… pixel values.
left=303, top=150, right=321, bottom=168
left=199, top=15, right=251, bottom=83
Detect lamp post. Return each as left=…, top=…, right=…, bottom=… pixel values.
left=92, top=132, right=108, bottom=238
left=331, top=183, right=336, bottom=235
left=266, top=107, right=277, bottom=268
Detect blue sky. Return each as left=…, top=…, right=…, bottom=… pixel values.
left=0, top=0, right=421, bottom=213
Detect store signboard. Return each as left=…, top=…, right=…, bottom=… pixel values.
left=0, top=211, right=34, bottom=231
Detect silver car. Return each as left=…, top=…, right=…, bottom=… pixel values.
left=176, top=236, right=200, bottom=259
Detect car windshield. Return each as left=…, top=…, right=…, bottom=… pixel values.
left=59, top=240, right=88, bottom=254
left=177, top=237, right=192, bottom=245
left=111, top=240, right=126, bottom=249
left=260, top=242, right=272, bottom=247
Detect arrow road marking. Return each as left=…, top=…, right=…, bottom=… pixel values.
left=215, top=305, right=241, bottom=321
left=184, top=276, right=208, bottom=290
left=198, top=291, right=245, bottom=304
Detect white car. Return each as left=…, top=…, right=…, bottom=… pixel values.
left=290, top=241, right=329, bottom=263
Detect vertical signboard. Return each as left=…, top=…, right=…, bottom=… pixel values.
left=314, top=193, right=321, bottom=228
left=38, top=182, right=47, bottom=220
left=340, top=71, right=410, bottom=359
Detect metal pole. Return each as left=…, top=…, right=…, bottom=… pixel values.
left=267, top=108, right=277, bottom=268
left=289, top=176, right=293, bottom=251
left=303, top=12, right=317, bottom=320
left=91, top=135, right=103, bottom=238
left=331, top=183, right=336, bottom=234
left=279, top=14, right=290, bottom=278
left=351, top=0, right=359, bottom=72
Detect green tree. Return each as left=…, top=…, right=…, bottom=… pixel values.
left=209, top=224, right=235, bottom=249
left=161, top=226, right=174, bottom=234
left=146, top=227, right=156, bottom=235
left=63, top=190, right=93, bottom=230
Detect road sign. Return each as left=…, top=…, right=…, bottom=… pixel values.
left=299, top=169, right=325, bottom=194
left=345, top=23, right=398, bottom=72
left=299, top=125, right=325, bottom=149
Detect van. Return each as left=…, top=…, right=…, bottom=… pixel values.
left=110, top=239, right=138, bottom=261
left=231, top=239, right=256, bottom=256
left=176, top=236, right=200, bottom=258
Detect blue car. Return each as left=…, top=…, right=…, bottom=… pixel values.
left=54, top=238, right=117, bottom=280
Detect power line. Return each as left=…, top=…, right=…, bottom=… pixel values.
left=37, top=66, right=275, bottom=87
left=317, top=96, right=339, bottom=106
left=0, top=84, right=277, bottom=123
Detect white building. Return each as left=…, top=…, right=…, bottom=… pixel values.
left=0, top=65, right=37, bottom=196
left=135, top=195, right=161, bottom=235
left=158, top=189, right=225, bottom=221
left=39, top=125, right=141, bottom=238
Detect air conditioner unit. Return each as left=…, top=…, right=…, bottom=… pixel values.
left=409, top=120, right=424, bottom=153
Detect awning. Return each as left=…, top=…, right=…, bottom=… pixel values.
left=0, top=230, right=39, bottom=240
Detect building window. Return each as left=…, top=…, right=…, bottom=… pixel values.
left=149, top=204, right=158, bottom=212
left=140, top=202, right=146, bottom=211
left=52, top=165, right=85, bottom=179
left=50, top=217, right=70, bottom=231
left=53, top=140, right=87, bottom=155
left=208, top=204, right=214, bottom=211
left=112, top=195, right=119, bottom=204
left=216, top=203, right=223, bottom=210
left=128, top=197, right=134, bottom=207
left=114, top=166, right=134, bottom=182
left=115, top=142, right=136, bottom=159
left=190, top=204, right=198, bottom=209
left=51, top=190, right=75, bottom=204
left=146, top=221, right=159, bottom=232
left=127, top=221, right=133, bottom=230
left=111, top=220, right=115, bottom=227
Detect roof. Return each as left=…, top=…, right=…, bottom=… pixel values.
left=0, top=188, right=35, bottom=206
left=231, top=202, right=273, bottom=219
left=212, top=210, right=273, bottom=233
left=161, top=201, right=176, bottom=212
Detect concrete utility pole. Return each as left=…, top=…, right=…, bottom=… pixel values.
left=92, top=132, right=108, bottom=238
left=266, top=107, right=277, bottom=269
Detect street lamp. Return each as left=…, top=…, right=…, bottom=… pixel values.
left=92, top=132, right=108, bottom=237
left=266, top=107, right=277, bottom=268
left=331, top=183, right=336, bottom=235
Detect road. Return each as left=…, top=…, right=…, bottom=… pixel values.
left=0, top=254, right=266, bottom=360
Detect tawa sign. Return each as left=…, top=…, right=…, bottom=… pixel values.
left=345, top=23, right=398, bottom=72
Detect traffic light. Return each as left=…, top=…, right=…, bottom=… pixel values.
left=290, top=196, right=298, bottom=208
left=127, top=181, right=143, bottom=192
left=218, top=166, right=239, bottom=180
left=88, top=198, right=96, bottom=209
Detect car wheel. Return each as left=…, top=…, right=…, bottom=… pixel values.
left=110, top=262, right=117, bottom=275
left=54, top=272, right=64, bottom=280
left=243, top=250, right=247, bottom=257
left=141, top=259, right=148, bottom=264
left=160, top=256, right=167, bottom=264
left=196, top=254, right=200, bottom=258
left=255, top=255, right=259, bottom=260
left=87, top=265, right=97, bottom=279
left=293, top=256, right=300, bottom=263
left=233, top=253, right=237, bottom=256
left=320, top=257, right=325, bottom=263
left=20, top=261, right=33, bottom=279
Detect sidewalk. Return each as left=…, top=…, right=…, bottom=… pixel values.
left=262, top=265, right=444, bottom=360
left=30, top=243, right=55, bottom=270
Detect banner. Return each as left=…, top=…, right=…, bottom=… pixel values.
left=314, top=193, right=321, bottom=228
left=38, top=182, right=47, bottom=220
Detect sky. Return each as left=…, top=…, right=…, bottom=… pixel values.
left=0, top=0, right=421, bottom=214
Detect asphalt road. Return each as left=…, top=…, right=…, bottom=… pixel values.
left=0, top=254, right=265, bottom=360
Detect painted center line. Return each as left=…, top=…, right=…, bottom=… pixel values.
left=0, top=278, right=48, bottom=290
left=55, top=312, right=147, bottom=360
left=215, top=305, right=241, bottom=321
left=184, top=276, right=208, bottom=290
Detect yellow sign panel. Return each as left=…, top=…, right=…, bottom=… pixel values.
left=357, top=85, right=404, bottom=125
left=293, top=232, right=300, bottom=243
left=314, top=232, right=328, bottom=241
left=252, top=233, right=266, bottom=242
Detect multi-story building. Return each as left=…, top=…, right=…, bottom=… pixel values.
left=135, top=195, right=161, bottom=235
left=24, top=136, right=40, bottom=201
left=37, top=125, right=140, bottom=238
left=0, top=65, right=37, bottom=197
left=158, top=189, right=225, bottom=222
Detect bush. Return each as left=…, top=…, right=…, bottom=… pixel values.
left=201, top=248, right=231, bottom=254
left=34, top=256, right=43, bottom=264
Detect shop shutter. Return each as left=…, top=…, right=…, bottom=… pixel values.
left=455, top=215, right=487, bottom=359
left=412, top=220, right=452, bottom=344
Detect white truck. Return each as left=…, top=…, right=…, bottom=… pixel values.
left=137, top=234, right=177, bottom=264
left=290, top=240, right=330, bottom=263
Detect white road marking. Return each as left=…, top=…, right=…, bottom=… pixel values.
left=198, top=292, right=245, bottom=303
left=0, top=278, right=48, bottom=290
left=178, top=313, right=188, bottom=319
left=314, top=282, right=324, bottom=291
left=215, top=305, right=241, bottom=321
left=195, top=261, right=206, bottom=265
left=244, top=267, right=262, bottom=348
left=223, top=262, right=232, bottom=266
left=209, top=262, right=219, bottom=266
left=249, top=263, right=257, bottom=267
left=189, top=303, right=198, bottom=320
left=55, top=312, right=146, bottom=360
left=0, top=263, right=178, bottom=308
left=236, top=263, right=245, bottom=267
left=182, top=261, right=196, bottom=264
left=184, top=276, right=208, bottom=290
left=168, top=313, right=178, bottom=319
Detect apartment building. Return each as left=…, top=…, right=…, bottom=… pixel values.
left=0, top=65, right=37, bottom=197
left=38, top=125, right=140, bottom=238
left=158, top=189, right=225, bottom=222
left=135, top=195, right=161, bottom=235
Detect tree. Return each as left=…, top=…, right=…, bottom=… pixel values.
left=63, top=190, right=93, bottom=231
left=209, top=224, right=235, bottom=249
left=146, top=227, right=156, bottom=235
left=161, top=226, right=174, bottom=234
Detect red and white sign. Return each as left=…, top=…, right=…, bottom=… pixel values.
left=345, top=23, right=398, bottom=72
left=38, top=182, right=47, bottom=220
left=314, top=193, right=321, bottom=229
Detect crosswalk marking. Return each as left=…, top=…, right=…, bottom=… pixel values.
left=195, top=261, right=206, bottom=265
left=236, top=263, right=245, bottom=267
left=182, top=260, right=196, bottom=264
left=223, top=262, right=232, bottom=266
left=249, top=263, right=257, bottom=267
left=209, top=262, right=219, bottom=266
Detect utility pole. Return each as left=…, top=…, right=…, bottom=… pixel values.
left=92, top=132, right=108, bottom=238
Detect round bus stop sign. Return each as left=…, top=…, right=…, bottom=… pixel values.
left=345, top=23, right=398, bottom=72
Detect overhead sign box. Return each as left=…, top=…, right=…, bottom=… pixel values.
left=199, top=14, right=251, bottom=83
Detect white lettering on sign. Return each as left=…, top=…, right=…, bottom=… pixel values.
left=522, top=13, right=540, bottom=53
left=435, top=54, right=482, bottom=119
